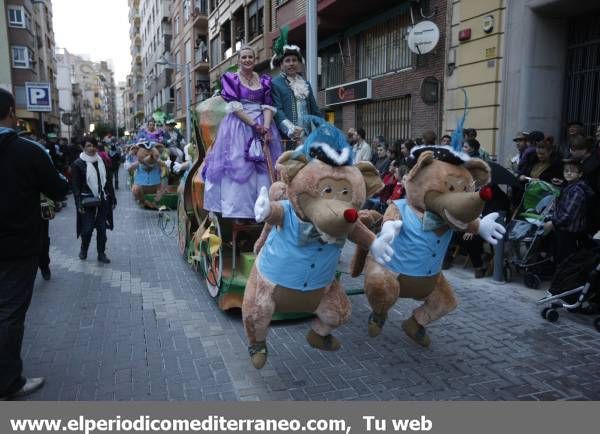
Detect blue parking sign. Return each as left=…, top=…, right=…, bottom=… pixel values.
left=25, top=82, right=52, bottom=112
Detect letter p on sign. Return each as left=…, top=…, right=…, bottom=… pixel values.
left=30, top=88, right=46, bottom=104
left=25, top=82, right=52, bottom=112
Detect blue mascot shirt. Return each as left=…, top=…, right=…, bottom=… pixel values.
left=386, top=199, right=453, bottom=276
left=257, top=200, right=343, bottom=291
left=134, top=164, right=161, bottom=186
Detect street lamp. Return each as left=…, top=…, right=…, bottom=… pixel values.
left=156, top=56, right=192, bottom=144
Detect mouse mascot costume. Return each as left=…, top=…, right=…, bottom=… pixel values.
left=351, top=146, right=505, bottom=347
left=242, top=122, right=401, bottom=369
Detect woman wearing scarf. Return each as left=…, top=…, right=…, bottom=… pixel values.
left=70, top=137, right=116, bottom=263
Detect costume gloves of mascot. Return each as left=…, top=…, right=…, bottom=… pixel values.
left=242, top=123, right=401, bottom=369
left=351, top=146, right=506, bottom=347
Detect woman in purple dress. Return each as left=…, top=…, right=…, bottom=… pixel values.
left=202, top=45, right=282, bottom=219
left=137, top=119, right=164, bottom=144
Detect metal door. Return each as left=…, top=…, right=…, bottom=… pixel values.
left=563, top=15, right=600, bottom=136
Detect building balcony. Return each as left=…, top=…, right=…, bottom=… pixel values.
left=161, top=0, right=170, bottom=21
left=194, top=47, right=209, bottom=66
left=130, top=25, right=140, bottom=38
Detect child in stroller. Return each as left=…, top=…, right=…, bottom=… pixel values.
left=504, top=180, right=560, bottom=288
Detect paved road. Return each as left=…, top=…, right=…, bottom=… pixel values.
left=20, top=175, right=600, bottom=401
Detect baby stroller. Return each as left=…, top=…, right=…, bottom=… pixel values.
left=536, top=246, right=600, bottom=331
left=503, top=180, right=560, bottom=288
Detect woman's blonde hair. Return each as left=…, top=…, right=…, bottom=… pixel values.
left=238, top=44, right=256, bottom=58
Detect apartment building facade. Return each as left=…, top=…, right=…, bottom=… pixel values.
left=5, top=0, right=59, bottom=135
left=207, top=0, right=274, bottom=88
left=55, top=49, right=117, bottom=138
left=127, top=0, right=145, bottom=130
left=445, top=0, right=600, bottom=164
left=139, top=0, right=173, bottom=122
left=0, top=0, right=12, bottom=91
left=170, top=0, right=210, bottom=132
left=116, top=81, right=126, bottom=135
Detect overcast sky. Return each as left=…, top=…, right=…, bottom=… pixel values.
left=52, top=0, right=131, bottom=83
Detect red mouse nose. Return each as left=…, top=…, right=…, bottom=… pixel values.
left=343, top=208, right=358, bottom=223
left=479, top=186, right=493, bottom=202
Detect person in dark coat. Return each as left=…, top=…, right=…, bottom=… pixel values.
left=0, top=88, right=69, bottom=400
left=569, top=135, right=600, bottom=235
left=518, top=136, right=563, bottom=184
left=70, top=137, right=116, bottom=263
left=108, top=140, right=122, bottom=190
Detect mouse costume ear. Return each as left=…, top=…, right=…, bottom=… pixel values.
left=276, top=151, right=308, bottom=184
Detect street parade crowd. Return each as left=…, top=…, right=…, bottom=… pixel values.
left=2, top=37, right=600, bottom=399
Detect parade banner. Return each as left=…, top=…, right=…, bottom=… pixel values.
left=1, top=402, right=597, bottom=434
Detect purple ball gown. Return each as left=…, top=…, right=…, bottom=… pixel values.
left=202, top=72, right=282, bottom=218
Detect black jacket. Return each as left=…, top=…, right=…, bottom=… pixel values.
left=70, top=157, right=116, bottom=237
left=0, top=130, right=69, bottom=261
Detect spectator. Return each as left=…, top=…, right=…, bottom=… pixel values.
left=371, top=135, right=385, bottom=159
left=544, top=159, right=594, bottom=265
left=352, top=128, right=372, bottom=164
left=108, top=140, right=122, bottom=190
left=71, top=137, right=117, bottom=263
left=372, top=143, right=390, bottom=177
left=0, top=88, right=69, bottom=400
left=462, top=138, right=481, bottom=157
left=347, top=128, right=357, bottom=147
left=509, top=131, right=529, bottom=172
left=399, top=139, right=416, bottom=164
left=463, top=128, right=477, bottom=141
left=565, top=120, right=584, bottom=155
left=569, top=135, right=600, bottom=234
left=422, top=130, right=437, bottom=146
left=569, top=135, right=600, bottom=195
left=517, top=130, right=544, bottom=177
left=440, top=134, right=452, bottom=146
left=518, top=136, right=563, bottom=184
left=387, top=139, right=401, bottom=163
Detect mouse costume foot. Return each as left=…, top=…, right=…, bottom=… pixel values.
left=402, top=316, right=431, bottom=347
left=367, top=312, right=387, bottom=337
left=306, top=329, right=340, bottom=351
left=248, top=342, right=268, bottom=369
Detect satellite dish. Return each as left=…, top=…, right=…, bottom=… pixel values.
left=407, top=20, right=440, bottom=55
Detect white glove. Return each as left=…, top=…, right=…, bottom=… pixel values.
left=172, top=161, right=182, bottom=174
left=254, top=186, right=271, bottom=223
left=478, top=212, right=506, bottom=245
left=370, top=220, right=403, bottom=265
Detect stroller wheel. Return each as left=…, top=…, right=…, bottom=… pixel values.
left=524, top=272, right=541, bottom=289
left=541, top=307, right=550, bottom=320
left=503, top=266, right=513, bottom=283
left=545, top=309, right=559, bottom=323
left=594, top=318, right=600, bottom=332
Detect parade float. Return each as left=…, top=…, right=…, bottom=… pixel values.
left=175, top=95, right=310, bottom=318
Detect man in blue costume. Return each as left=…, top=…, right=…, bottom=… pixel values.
left=270, top=29, right=322, bottom=147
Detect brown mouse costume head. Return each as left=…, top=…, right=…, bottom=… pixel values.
left=136, top=141, right=161, bottom=169
left=276, top=124, right=383, bottom=240
left=404, top=146, right=492, bottom=230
